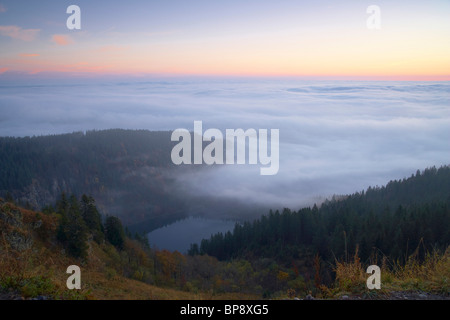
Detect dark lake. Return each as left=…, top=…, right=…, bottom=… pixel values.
left=147, top=217, right=236, bottom=253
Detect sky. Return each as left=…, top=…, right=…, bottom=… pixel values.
left=0, top=0, right=449, bottom=79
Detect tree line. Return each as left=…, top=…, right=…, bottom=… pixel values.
left=190, top=165, right=450, bottom=267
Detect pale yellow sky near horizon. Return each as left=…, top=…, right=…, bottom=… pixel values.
left=0, top=0, right=449, bottom=80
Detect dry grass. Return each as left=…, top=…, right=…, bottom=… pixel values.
left=323, top=244, right=450, bottom=298
left=387, top=247, right=450, bottom=294
left=333, top=247, right=367, bottom=294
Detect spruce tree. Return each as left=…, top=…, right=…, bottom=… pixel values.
left=105, top=215, right=125, bottom=249
left=57, top=193, right=89, bottom=259
left=80, top=194, right=104, bottom=243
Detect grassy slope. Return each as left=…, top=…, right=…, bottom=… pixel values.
left=0, top=200, right=256, bottom=300
left=314, top=246, right=450, bottom=299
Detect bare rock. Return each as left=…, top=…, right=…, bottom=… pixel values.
left=5, top=230, right=33, bottom=251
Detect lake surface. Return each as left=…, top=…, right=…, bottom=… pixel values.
left=147, top=217, right=237, bottom=253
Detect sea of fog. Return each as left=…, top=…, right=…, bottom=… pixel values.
left=1, top=77, right=449, bottom=250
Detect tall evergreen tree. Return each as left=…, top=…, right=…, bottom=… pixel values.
left=57, top=193, right=89, bottom=259
left=80, top=194, right=104, bottom=243
left=105, top=215, right=125, bottom=249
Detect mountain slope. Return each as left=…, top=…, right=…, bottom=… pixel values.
left=0, top=198, right=257, bottom=300
left=194, top=165, right=450, bottom=264
left=0, top=130, right=186, bottom=232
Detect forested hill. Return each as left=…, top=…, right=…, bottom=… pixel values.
left=0, top=129, right=185, bottom=231
left=192, top=165, right=450, bottom=265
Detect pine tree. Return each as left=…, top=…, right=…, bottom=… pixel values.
left=80, top=194, right=104, bottom=243
left=105, top=215, right=125, bottom=249
left=56, top=193, right=89, bottom=259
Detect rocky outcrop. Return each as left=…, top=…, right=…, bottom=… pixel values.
left=0, top=201, right=33, bottom=251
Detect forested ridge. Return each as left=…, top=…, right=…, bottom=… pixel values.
left=192, top=165, right=450, bottom=269
left=0, top=129, right=263, bottom=233
left=0, top=130, right=186, bottom=232
left=0, top=129, right=173, bottom=189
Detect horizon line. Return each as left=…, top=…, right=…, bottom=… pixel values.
left=1, top=70, right=449, bottom=82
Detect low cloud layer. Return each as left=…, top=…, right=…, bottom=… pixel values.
left=0, top=78, right=449, bottom=216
